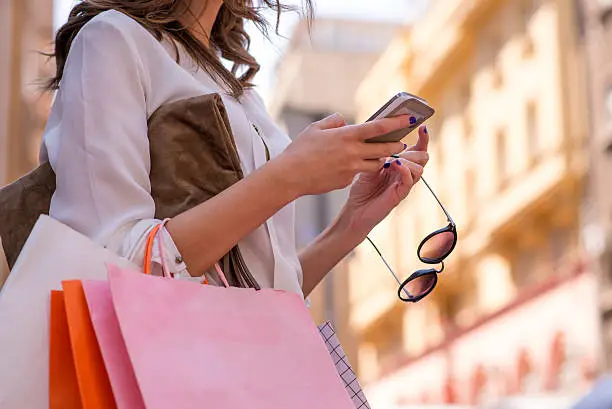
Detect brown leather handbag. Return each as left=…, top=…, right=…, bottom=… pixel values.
left=0, top=93, right=259, bottom=289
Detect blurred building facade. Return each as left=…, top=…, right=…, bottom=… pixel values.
left=0, top=0, right=54, bottom=284
left=269, top=17, right=403, bottom=367
left=350, top=0, right=598, bottom=406
left=580, top=0, right=612, bottom=372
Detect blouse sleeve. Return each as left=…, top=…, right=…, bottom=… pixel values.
left=46, top=17, right=188, bottom=275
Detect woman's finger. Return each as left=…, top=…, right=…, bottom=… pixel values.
left=313, top=112, right=347, bottom=130
left=387, top=158, right=414, bottom=194
left=404, top=160, right=424, bottom=182
left=360, top=141, right=405, bottom=159
left=359, top=158, right=386, bottom=174
left=333, top=115, right=413, bottom=141
left=405, top=125, right=429, bottom=152
left=398, top=150, right=429, bottom=167
left=389, top=158, right=423, bottom=183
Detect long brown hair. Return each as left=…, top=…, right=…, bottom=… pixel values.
left=45, top=0, right=313, bottom=97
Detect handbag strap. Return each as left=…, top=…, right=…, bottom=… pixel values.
left=143, top=220, right=230, bottom=288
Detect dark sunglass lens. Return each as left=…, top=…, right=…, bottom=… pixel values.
left=403, top=273, right=437, bottom=299
left=419, top=230, right=455, bottom=262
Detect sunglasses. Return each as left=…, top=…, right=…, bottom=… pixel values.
left=366, top=177, right=457, bottom=303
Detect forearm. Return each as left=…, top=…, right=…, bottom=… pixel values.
left=300, top=208, right=366, bottom=296
left=166, top=157, right=299, bottom=275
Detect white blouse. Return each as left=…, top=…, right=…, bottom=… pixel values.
left=39, top=9, right=304, bottom=296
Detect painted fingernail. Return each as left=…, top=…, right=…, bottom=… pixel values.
left=424, top=126, right=428, bottom=134
left=403, top=143, right=407, bottom=149
left=410, top=116, right=417, bottom=125
left=396, top=160, right=402, bottom=166
left=383, top=162, right=391, bottom=169
left=391, top=154, right=400, bottom=159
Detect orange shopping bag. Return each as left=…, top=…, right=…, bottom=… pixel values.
left=49, top=290, right=81, bottom=409
left=52, top=280, right=118, bottom=409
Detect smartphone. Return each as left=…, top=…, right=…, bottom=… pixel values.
left=365, top=92, right=435, bottom=143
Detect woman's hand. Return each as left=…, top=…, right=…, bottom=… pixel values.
left=277, top=113, right=413, bottom=197
left=298, top=125, right=429, bottom=295
left=342, top=125, right=430, bottom=237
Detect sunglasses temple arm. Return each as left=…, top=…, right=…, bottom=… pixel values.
left=421, top=177, right=455, bottom=225
left=365, top=236, right=412, bottom=299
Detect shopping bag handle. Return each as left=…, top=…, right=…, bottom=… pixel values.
left=213, top=263, right=230, bottom=288
left=143, top=222, right=168, bottom=277
left=143, top=220, right=230, bottom=288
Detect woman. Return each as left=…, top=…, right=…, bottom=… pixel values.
left=41, top=0, right=429, bottom=298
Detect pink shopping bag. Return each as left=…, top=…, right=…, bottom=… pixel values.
left=82, top=280, right=145, bottom=409
left=105, top=263, right=355, bottom=409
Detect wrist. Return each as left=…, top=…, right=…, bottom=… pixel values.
left=330, top=205, right=369, bottom=248
left=263, top=153, right=303, bottom=202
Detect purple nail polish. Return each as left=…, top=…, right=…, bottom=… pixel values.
left=410, top=116, right=417, bottom=125
left=383, top=162, right=391, bottom=169
left=424, top=126, right=428, bottom=134
left=396, top=160, right=402, bottom=165
left=403, top=143, right=407, bottom=149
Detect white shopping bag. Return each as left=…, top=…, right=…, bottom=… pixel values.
left=0, top=215, right=136, bottom=409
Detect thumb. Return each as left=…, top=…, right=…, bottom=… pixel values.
left=313, top=113, right=347, bottom=130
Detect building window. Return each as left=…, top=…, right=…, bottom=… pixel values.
left=547, top=332, right=567, bottom=391
left=460, top=82, right=473, bottom=141
left=459, top=81, right=472, bottom=110
left=520, top=0, right=536, bottom=57
left=520, top=0, right=535, bottom=26
left=517, top=349, right=539, bottom=393
left=471, top=365, right=488, bottom=405
left=519, top=0, right=537, bottom=31
left=522, top=35, right=535, bottom=58
left=548, top=227, right=571, bottom=269
left=514, top=247, right=538, bottom=288
left=526, top=102, right=541, bottom=164
left=496, top=129, right=508, bottom=188
left=492, top=61, right=504, bottom=89
left=367, top=311, right=404, bottom=372
left=463, top=114, right=473, bottom=142
left=480, top=23, right=504, bottom=89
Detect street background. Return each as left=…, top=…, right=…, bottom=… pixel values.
left=2, top=0, right=612, bottom=408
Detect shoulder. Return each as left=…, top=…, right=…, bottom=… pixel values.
left=65, top=10, right=175, bottom=99
left=69, top=9, right=167, bottom=75
left=77, top=9, right=157, bottom=50
left=245, top=88, right=267, bottom=107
